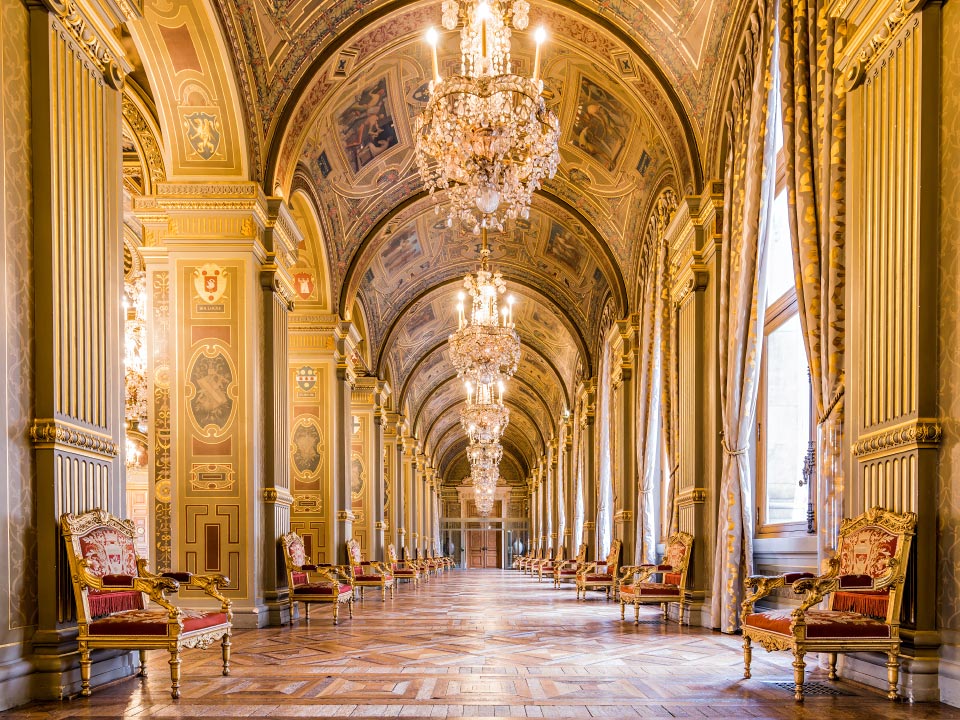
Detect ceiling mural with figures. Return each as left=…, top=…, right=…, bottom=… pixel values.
left=125, top=0, right=751, bottom=489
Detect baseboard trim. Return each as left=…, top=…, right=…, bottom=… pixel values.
left=840, top=651, right=941, bottom=702
left=939, top=642, right=960, bottom=707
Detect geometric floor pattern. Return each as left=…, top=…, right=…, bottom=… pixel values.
left=4, top=569, right=959, bottom=719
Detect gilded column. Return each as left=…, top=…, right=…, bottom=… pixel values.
left=370, top=380, right=390, bottom=561
left=333, top=322, right=358, bottom=564
left=667, top=184, right=723, bottom=626
left=350, top=375, right=378, bottom=556
left=613, top=319, right=637, bottom=566
left=839, top=0, right=941, bottom=696
left=29, top=0, right=131, bottom=696
left=384, top=411, right=401, bottom=552
left=549, top=439, right=561, bottom=554
left=400, top=433, right=415, bottom=557
left=413, top=451, right=425, bottom=556
left=578, top=381, right=598, bottom=558
left=259, top=200, right=299, bottom=625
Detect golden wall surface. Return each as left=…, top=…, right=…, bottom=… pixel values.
left=937, top=0, right=960, bottom=703
left=0, top=0, right=36, bottom=706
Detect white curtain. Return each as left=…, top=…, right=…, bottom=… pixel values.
left=596, top=336, right=614, bottom=558
left=573, top=420, right=584, bottom=549
left=556, top=426, right=566, bottom=547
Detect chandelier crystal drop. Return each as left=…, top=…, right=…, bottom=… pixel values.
left=448, top=230, right=521, bottom=385
left=471, top=460, right=499, bottom=516
left=415, top=0, right=561, bottom=232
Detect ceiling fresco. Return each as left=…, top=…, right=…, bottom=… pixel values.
left=211, top=0, right=746, bottom=182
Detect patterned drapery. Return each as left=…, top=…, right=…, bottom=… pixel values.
left=777, top=0, right=846, bottom=555
left=635, top=190, right=679, bottom=564
left=711, top=0, right=777, bottom=633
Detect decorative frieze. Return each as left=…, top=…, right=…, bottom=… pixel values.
left=852, top=420, right=942, bottom=457
left=30, top=418, right=118, bottom=458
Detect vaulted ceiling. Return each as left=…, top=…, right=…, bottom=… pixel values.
left=128, top=0, right=751, bottom=489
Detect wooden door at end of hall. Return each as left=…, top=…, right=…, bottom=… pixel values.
left=466, top=529, right=501, bottom=568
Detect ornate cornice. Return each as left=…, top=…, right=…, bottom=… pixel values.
left=49, top=0, right=125, bottom=89
left=30, top=418, right=118, bottom=458
left=853, top=420, right=942, bottom=457
left=845, top=0, right=924, bottom=89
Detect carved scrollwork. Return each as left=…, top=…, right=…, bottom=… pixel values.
left=180, top=631, right=228, bottom=651
left=122, top=95, right=166, bottom=189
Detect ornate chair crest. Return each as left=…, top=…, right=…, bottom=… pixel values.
left=281, top=531, right=353, bottom=624
left=576, top=540, right=622, bottom=600
left=741, top=507, right=917, bottom=701
left=618, top=532, right=693, bottom=624
left=61, top=509, right=232, bottom=698
left=346, top=538, right=395, bottom=600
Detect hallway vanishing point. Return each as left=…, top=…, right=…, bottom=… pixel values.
left=3, top=570, right=959, bottom=720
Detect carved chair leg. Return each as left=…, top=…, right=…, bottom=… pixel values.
left=305, top=602, right=310, bottom=621
left=168, top=646, right=182, bottom=699
left=792, top=649, right=806, bottom=702
left=827, top=652, right=838, bottom=680
left=634, top=603, right=640, bottom=625
left=222, top=632, right=232, bottom=676
left=886, top=650, right=900, bottom=700
left=139, top=649, right=148, bottom=677
left=79, top=641, right=92, bottom=696
left=662, top=603, right=668, bottom=620
left=333, top=601, right=339, bottom=625
left=620, top=601, right=625, bottom=620
left=289, top=600, right=295, bottom=625
left=349, top=596, right=354, bottom=618
left=742, top=634, right=752, bottom=679
left=382, top=584, right=386, bottom=601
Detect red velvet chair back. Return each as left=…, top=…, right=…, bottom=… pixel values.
left=61, top=510, right=145, bottom=623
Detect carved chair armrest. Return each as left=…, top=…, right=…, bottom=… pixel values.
left=792, top=575, right=841, bottom=614
left=370, top=562, right=391, bottom=575
left=741, top=575, right=788, bottom=616
left=140, top=559, right=233, bottom=612
left=579, top=561, right=604, bottom=575
left=79, top=560, right=180, bottom=615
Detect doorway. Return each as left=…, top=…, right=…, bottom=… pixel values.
left=466, top=529, right=501, bottom=568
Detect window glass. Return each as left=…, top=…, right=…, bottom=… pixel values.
left=764, top=189, right=793, bottom=308
left=762, top=313, right=810, bottom=525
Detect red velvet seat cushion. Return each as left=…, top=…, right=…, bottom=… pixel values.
left=784, top=572, right=815, bottom=584
left=584, top=573, right=613, bottom=582
left=744, top=610, right=891, bottom=639
left=621, top=582, right=681, bottom=597
left=393, top=568, right=418, bottom=576
left=557, top=569, right=578, bottom=576
left=102, top=574, right=136, bottom=588
left=89, top=609, right=228, bottom=636
left=354, top=574, right=392, bottom=582
left=294, top=582, right=352, bottom=596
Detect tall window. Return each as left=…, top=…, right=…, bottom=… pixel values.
left=756, top=42, right=815, bottom=535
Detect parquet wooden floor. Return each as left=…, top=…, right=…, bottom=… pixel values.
left=5, top=569, right=959, bottom=719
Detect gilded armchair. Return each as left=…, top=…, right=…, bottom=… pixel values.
left=535, top=545, right=565, bottom=583
left=346, top=538, right=395, bottom=600
left=741, top=507, right=917, bottom=701
left=403, top=545, right=429, bottom=581
left=387, top=543, right=422, bottom=586
left=576, top=540, right=622, bottom=600
left=553, top=542, right=587, bottom=588
left=61, top=509, right=232, bottom=699
left=519, top=543, right=543, bottom=573
left=618, top=532, right=693, bottom=624
left=281, top=532, right=354, bottom=624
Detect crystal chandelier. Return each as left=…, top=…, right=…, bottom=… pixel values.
left=467, top=441, right=503, bottom=469
left=461, top=380, right=510, bottom=444
left=449, top=229, right=521, bottom=385
left=471, top=461, right=499, bottom=516
left=416, top=0, right=561, bottom=232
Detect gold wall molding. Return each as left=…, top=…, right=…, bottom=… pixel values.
left=263, top=488, right=294, bottom=505
left=336, top=510, right=356, bottom=521
left=852, top=420, right=942, bottom=457
left=29, top=418, right=118, bottom=458
left=613, top=510, right=634, bottom=522
left=673, top=268, right=710, bottom=307
left=676, top=488, right=708, bottom=505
